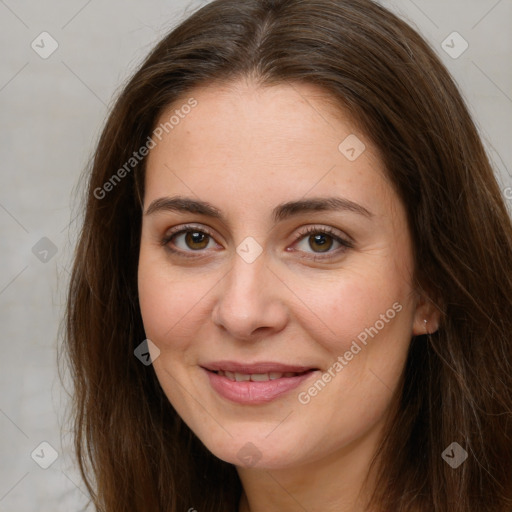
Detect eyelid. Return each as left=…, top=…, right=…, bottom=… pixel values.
left=162, top=223, right=216, bottom=242
left=293, top=225, right=354, bottom=247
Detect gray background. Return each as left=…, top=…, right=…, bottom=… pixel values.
left=0, top=0, right=511, bottom=510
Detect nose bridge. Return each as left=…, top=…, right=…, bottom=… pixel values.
left=222, top=251, right=271, bottom=315
left=212, top=250, right=288, bottom=338
left=231, top=248, right=271, bottom=298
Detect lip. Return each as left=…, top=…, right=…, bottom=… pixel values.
left=200, top=361, right=319, bottom=405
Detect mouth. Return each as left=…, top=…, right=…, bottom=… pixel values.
left=212, top=369, right=311, bottom=381
left=201, top=361, right=320, bottom=404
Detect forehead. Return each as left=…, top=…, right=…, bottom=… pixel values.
left=144, top=80, right=394, bottom=219
left=152, top=80, right=362, bottom=154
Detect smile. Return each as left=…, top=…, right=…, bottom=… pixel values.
left=201, top=361, right=319, bottom=404
left=215, top=370, right=307, bottom=381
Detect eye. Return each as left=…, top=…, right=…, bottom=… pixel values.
left=161, top=224, right=218, bottom=257
left=161, top=224, right=353, bottom=260
left=292, top=226, right=353, bottom=259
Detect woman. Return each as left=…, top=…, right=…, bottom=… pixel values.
left=61, top=0, right=512, bottom=510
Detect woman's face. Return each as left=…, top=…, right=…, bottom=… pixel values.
left=138, top=80, right=433, bottom=470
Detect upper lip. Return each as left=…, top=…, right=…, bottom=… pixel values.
left=201, top=361, right=318, bottom=374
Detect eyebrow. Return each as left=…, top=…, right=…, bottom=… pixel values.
left=144, top=195, right=373, bottom=222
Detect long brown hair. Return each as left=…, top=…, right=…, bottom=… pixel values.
left=60, top=0, right=512, bottom=510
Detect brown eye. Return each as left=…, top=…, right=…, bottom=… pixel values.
left=184, top=231, right=210, bottom=250
left=307, top=233, right=334, bottom=253
left=293, top=226, right=353, bottom=259
left=162, top=225, right=217, bottom=256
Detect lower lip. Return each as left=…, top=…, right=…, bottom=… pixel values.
left=203, top=368, right=316, bottom=404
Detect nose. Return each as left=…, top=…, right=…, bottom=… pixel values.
left=211, top=252, right=289, bottom=341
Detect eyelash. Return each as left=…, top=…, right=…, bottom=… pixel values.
left=161, top=224, right=354, bottom=261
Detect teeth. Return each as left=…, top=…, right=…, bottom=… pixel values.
left=216, top=370, right=301, bottom=381
left=250, top=373, right=270, bottom=381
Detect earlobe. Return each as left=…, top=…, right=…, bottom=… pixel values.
left=412, top=295, right=441, bottom=335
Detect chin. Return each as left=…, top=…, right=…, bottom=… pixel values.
left=190, top=426, right=315, bottom=470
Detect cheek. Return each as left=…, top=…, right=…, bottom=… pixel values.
left=302, top=262, right=412, bottom=351
left=294, top=265, right=415, bottom=422
left=292, top=271, right=412, bottom=439
left=137, top=249, right=205, bottom=350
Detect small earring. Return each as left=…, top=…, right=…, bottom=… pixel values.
left=424, top=319, right=429, bottom=334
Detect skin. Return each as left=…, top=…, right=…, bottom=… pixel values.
left=137, top=79, right=440, bottom=512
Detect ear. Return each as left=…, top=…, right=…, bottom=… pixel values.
left=412, top=292, right=441, bottom=335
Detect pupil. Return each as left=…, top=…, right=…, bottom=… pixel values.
left=186, top=231, right=208, bottom=250
left=310, top=234, right=332, bottom=253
